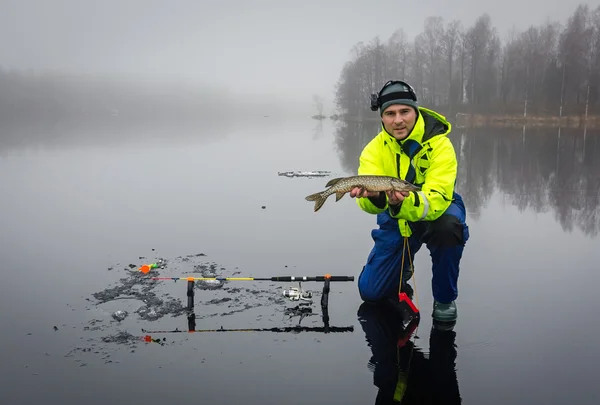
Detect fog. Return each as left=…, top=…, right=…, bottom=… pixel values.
left=1, top=0, right=591, bottom=111
left=3, top=3, right=600, bottom=404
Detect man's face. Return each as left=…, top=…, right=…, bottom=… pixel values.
left=381, top=104, right=417, bottom=140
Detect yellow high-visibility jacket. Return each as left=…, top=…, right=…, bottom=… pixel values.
left=356, top=107, right=457, bottom=236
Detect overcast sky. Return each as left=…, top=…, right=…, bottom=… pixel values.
left=1, top=0, right=594, bottom=104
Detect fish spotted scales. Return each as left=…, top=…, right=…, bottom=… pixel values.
left=305, top=175, right=420, bottom=212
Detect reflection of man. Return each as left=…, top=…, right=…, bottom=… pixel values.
left=358, top=300, right=461, bottom=404
left=350, top=80, right=469, bottom=323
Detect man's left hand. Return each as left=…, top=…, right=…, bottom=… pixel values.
left=387, top=190, right=410, bottom=206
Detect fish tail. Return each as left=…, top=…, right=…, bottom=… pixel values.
left=305, top=191, right=329, bottom=212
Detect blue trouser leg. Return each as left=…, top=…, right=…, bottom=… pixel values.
left=358, top=192, right=469, bottom=303
left=358, top=211, right=423, bottom=302
left=429, top=242, right=464, bottom=303
left=425, top=192, right=469, bottom=303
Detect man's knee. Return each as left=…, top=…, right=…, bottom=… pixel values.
left=359, top=288, right=388, bottom=303
left=359, top=288, right=397, bottom=303
left=424, top=214, right=468, bottom=248
left=358, top=278, right=394, bottom=302
left=358, top=266, right=398, bottom=302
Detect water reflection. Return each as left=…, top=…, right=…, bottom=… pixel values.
left=334, top=120, right=600, bottom=237
left=0, top=119, right=234, bottom=154
left=334, top=119, right=381, bottom=175
left=358, top=300, right=461, bottom=404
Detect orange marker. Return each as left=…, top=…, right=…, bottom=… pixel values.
left=139, top=263, right=159, bottom=274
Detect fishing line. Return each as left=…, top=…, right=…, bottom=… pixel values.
left=400, top=222, right=420, bottom=339
left=405, top=234, right=420, bottom=313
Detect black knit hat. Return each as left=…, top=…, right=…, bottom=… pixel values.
left=379, top=82, right=419, bottom=116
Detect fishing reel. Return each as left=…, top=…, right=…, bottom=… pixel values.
left=282, top=282, right=313, bottom=302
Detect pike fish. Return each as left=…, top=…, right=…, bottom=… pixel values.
left=305, top=175, right=420, bottom=212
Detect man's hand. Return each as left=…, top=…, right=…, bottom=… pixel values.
left=349, top=187, right=380, bottom=198
left=386, top=190, right=410, bottom=205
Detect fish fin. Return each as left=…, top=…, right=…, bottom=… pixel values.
left=335, top=191, right=345, bottom=201
left=325, top=177, right=344, bottom=187
left=305, top=192, right=328, bottom=212
left=305, top=191, right=322, bottom=201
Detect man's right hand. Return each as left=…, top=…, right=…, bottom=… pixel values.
left=349, top=187, right=381, bottom=198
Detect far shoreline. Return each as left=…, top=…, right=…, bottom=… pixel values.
left=320, top=113, right=600, bottom=130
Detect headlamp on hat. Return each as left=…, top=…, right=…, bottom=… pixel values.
left=370, top=80, right=419, bottom=115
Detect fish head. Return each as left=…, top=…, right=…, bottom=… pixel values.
left=390, top=178, right=421, bottom=193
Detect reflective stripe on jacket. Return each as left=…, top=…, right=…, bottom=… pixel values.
left=356, top=107, right=457, bottom=236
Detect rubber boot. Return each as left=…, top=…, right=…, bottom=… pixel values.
left=432, top=300, right=457, bottom=322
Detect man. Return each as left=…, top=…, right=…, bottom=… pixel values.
left=349, top=80, right=469, bottom=323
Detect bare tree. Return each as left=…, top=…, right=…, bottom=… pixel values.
left=442, top=20, right=462, bottom=111
left=312, top=94, right=324, bottom=117
left=386, top=28, right=410, bottom=80
left=422, top=16, right=445, bottom=105
left=558, top=4, right=591, bottom=114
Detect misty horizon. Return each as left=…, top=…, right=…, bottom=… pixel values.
left=1, top=0, right=595, bottom=110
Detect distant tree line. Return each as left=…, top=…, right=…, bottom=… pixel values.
left=0, top=69, right=299, bottom=130
left=334, top=3, right=600, bottom=120
left=0, top=70, right=237, bottom=127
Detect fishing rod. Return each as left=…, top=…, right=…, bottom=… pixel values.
left=140, top=264, right=355, bottom=332
left=149, top=275, right=354, bottom=282
left=134, top=268, right=363, bottom=346
left=142, top=266, right=354, bottom=316
left=140, top=260, right=353, bottom=280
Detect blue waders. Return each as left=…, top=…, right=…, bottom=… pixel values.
left=358, top=192, right=469, bottom=304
